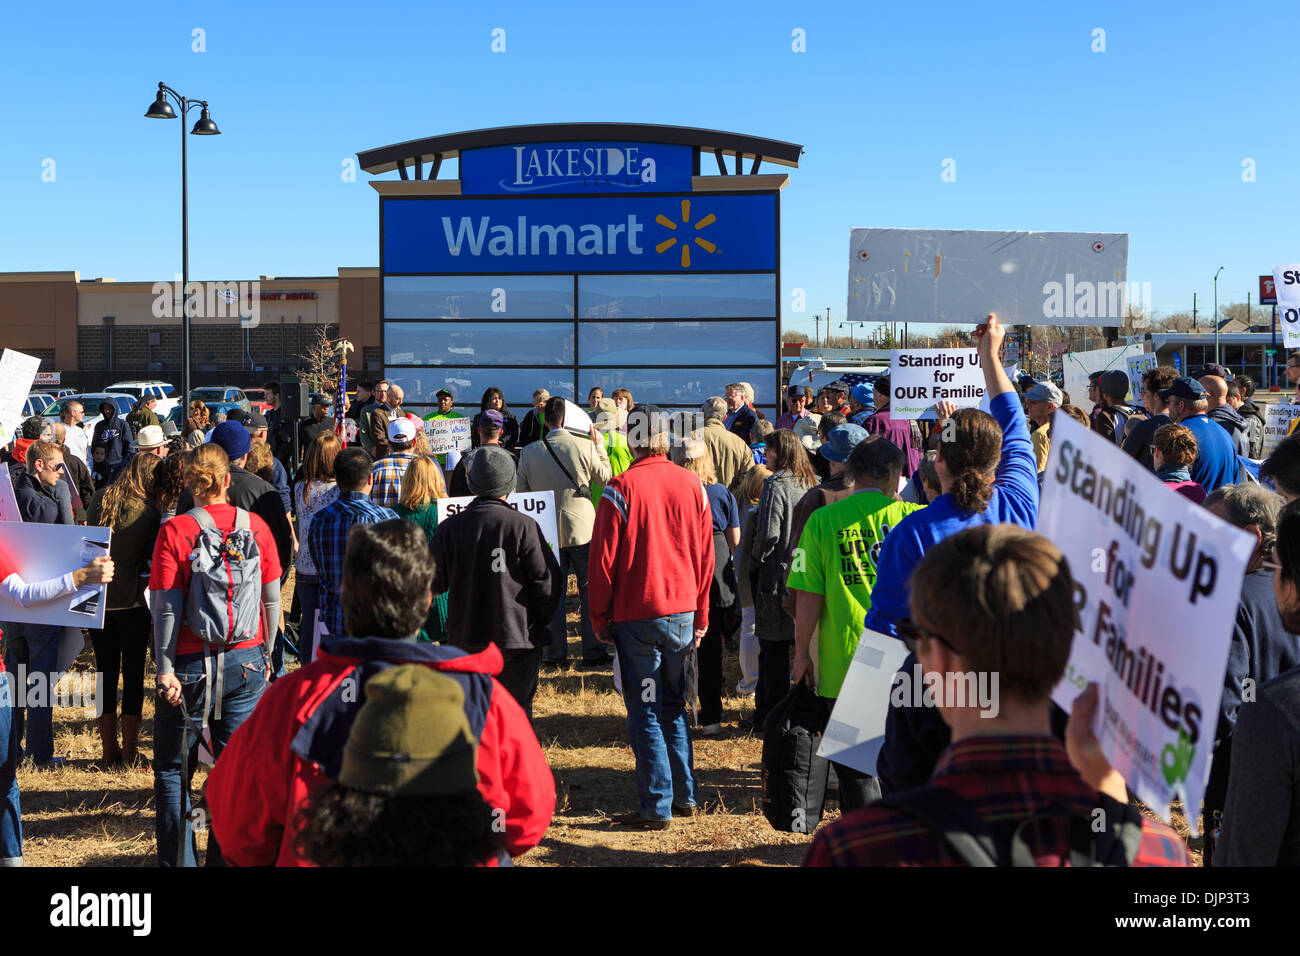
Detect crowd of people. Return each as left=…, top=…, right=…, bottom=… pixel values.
left=4, top=320, right=1300, bottom=866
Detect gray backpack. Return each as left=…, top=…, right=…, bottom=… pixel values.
left=185, top=507, right=263, bottom=647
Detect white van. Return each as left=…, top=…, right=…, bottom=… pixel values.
left=105, top=381, right=178, bottom=420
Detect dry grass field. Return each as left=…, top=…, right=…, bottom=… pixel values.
left=10, top=584, right=1201, bottom=867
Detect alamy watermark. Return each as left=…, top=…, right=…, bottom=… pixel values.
left=151, top=276, right=261, bottom=328
left=1042, top=275, right=1151, bottom=326
left=3, top=667, right=104, bottom=717
left=890, top=664, right=1000, bottom=718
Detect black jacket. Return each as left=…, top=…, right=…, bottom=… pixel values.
left=299, top=415, right=336, bottom=450
left=471, top=410, right=520, bottom=451
left=92, top=411, right=133, bottom=469
left=429, top=497, right=562, bottom=652
left=177, top=464, right=294, bottom=580
left=1208, top=404, right=1251, bottom=457
left=11, top=466, right=61, bottom=524
left=61, top=448, right=96, bottom=523
left=518, top=410, right=545, bottom=450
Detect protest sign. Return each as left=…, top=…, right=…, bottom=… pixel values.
left=0, top=523, right=111, bottom=629
left=561, top=400, right=592, bottom=434
left=422, top=416, right=472, bottom=455
left=436, top=490, right=559, bottom=553
left=888, top=348, right=985, bottom=420
left=1272, top=265, right=1300, bottom=348
left=0, top=348, right=41, bottom=446
left=1262, top=404, right=1300, bottom=459
left=847, top=229, right=1129, bottom=326
left=0, top=471, right=19, bottom=523
left=1125, top=353, right=1158, bottom=407
left=1062, top=344, right=1145, bottom=414
left=1039, top=412, right=1255, bottom=821
left=817, top=629, right=911, bottom=774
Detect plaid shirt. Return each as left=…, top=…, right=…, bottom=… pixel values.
left=307, top=490, right=399, bottom=637
left=804, top=735, right=1190, bottom=867
left=370, top=450, right=418, bottom=508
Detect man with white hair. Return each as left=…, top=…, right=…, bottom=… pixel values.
left=672, top=396, right=752, bottom=495
left=369, top=382, right=405, bottom=460
left=724, top=382, right=758, bottom=444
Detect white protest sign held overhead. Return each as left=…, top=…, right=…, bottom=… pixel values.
left=847, top=229, right=1130, bottom=327
left=0, top=522, right=111, bottom=629
left=561, top=400, right=592, bottom=435
left=0, top=348, right=41, bottom=447
left=1062, top=343, right=1146, bottom=415
left=422, top=416, right=472, bottom=455
left=436, top=490, right=559, bottom=553
left=1039, top=411, right=1254, bottom=822
left=1272, top=265, right=1300, bottom=348
left=1262, top=404, right=1300, bottom=459
left=889, top=348, right=985, bottom=420
left=1125, top=353, right=1157, bottom=407
left=817, top=628, right=911, bottom=775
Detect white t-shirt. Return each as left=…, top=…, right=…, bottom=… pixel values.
left=63, top=423, right=91, bottom=467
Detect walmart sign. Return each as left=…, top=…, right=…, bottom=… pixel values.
left=383, top=195, right=776, bottom=274
left=460, top=141, right=693, bottom=195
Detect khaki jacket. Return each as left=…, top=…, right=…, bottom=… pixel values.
left=516, top=429, right=611, bottom=548
left=672, top=418, right=753, bottom=495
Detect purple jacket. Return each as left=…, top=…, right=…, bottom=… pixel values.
left=863, top=408, right=923, bottom=477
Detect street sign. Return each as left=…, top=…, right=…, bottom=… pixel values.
left=1261, top=274, right=1278, bottom=305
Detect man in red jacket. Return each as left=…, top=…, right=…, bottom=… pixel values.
left=589, top=406, right=714, bottom=830
left=206, top=520, right=555, bottom=865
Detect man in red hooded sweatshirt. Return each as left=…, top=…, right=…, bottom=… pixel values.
left=206, top=519, right=554, bottom=865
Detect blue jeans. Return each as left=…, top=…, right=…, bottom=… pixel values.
left=0, top=671, right=21, bottom=864
left=2, top=621, right=62, bottom=765
left=612, top=612, right=696, bottom=821
left=546, top=545, right=604, bottom=662
left=153, top=643, right=268, bottom=867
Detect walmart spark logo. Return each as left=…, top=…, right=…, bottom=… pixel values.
left=655, top=199, right=717, bottom=268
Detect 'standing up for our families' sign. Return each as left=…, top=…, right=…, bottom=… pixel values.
left=1272, top=264, right=1300, bottom=348
left=889, top=348, right=985, bottom=420
left=1039, top=412, right=1254, bottom=822
left=1262, top=404, right=1300, bottom=459
left=436, top=490, right=559, bottom=553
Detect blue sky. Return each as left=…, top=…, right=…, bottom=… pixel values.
left=0, top=0, right=1292, bottom=340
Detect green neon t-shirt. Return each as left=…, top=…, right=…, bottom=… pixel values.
left=785, top=490, right=924, bottom=699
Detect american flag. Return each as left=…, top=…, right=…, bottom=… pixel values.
left=334, top=356, right=348, bottom=447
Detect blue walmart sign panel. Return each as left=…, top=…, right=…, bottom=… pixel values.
left=383, top=195, right=776, bottom=274
left=460, top=142, right=693, bottom=195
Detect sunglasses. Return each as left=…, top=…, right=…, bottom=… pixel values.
left=897, top=618, right=960, bottom=656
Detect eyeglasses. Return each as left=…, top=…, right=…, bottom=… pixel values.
left=897, top=618, right=960, bottom=656
left=1260, top=555, right=1284, bottom=574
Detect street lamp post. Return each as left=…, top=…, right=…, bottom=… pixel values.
left=1213, top=266, right=1224, bottom=366
left=144, top=82, right=220, bottom=411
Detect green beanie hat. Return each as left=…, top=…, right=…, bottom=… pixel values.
left=338, top=665, right=479, bottom=796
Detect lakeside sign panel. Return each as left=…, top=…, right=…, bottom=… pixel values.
left=847, top=229, right=1130, bottom=326
left=383, top=195, right=777, bottom=274
left=460, top=141, right=693, bottom=195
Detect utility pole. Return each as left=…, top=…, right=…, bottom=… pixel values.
left=814, top=313, right=820, bottom=346
left=1193, top=293, right=1197, bottom=332
left=825, top=307, right=830, bottom=347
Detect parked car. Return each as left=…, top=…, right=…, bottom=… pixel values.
left=242, top=387, right=272, bottom=415
left=23, top=393, right=56, bottom=418
left=188, top=386, right=253, bottom=419
left=105, top=381, right=178, bottom=420
left=43, top=393, right=135, bottom=435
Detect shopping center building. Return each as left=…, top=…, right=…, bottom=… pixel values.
left=357, top=123, right=801, bottom=417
